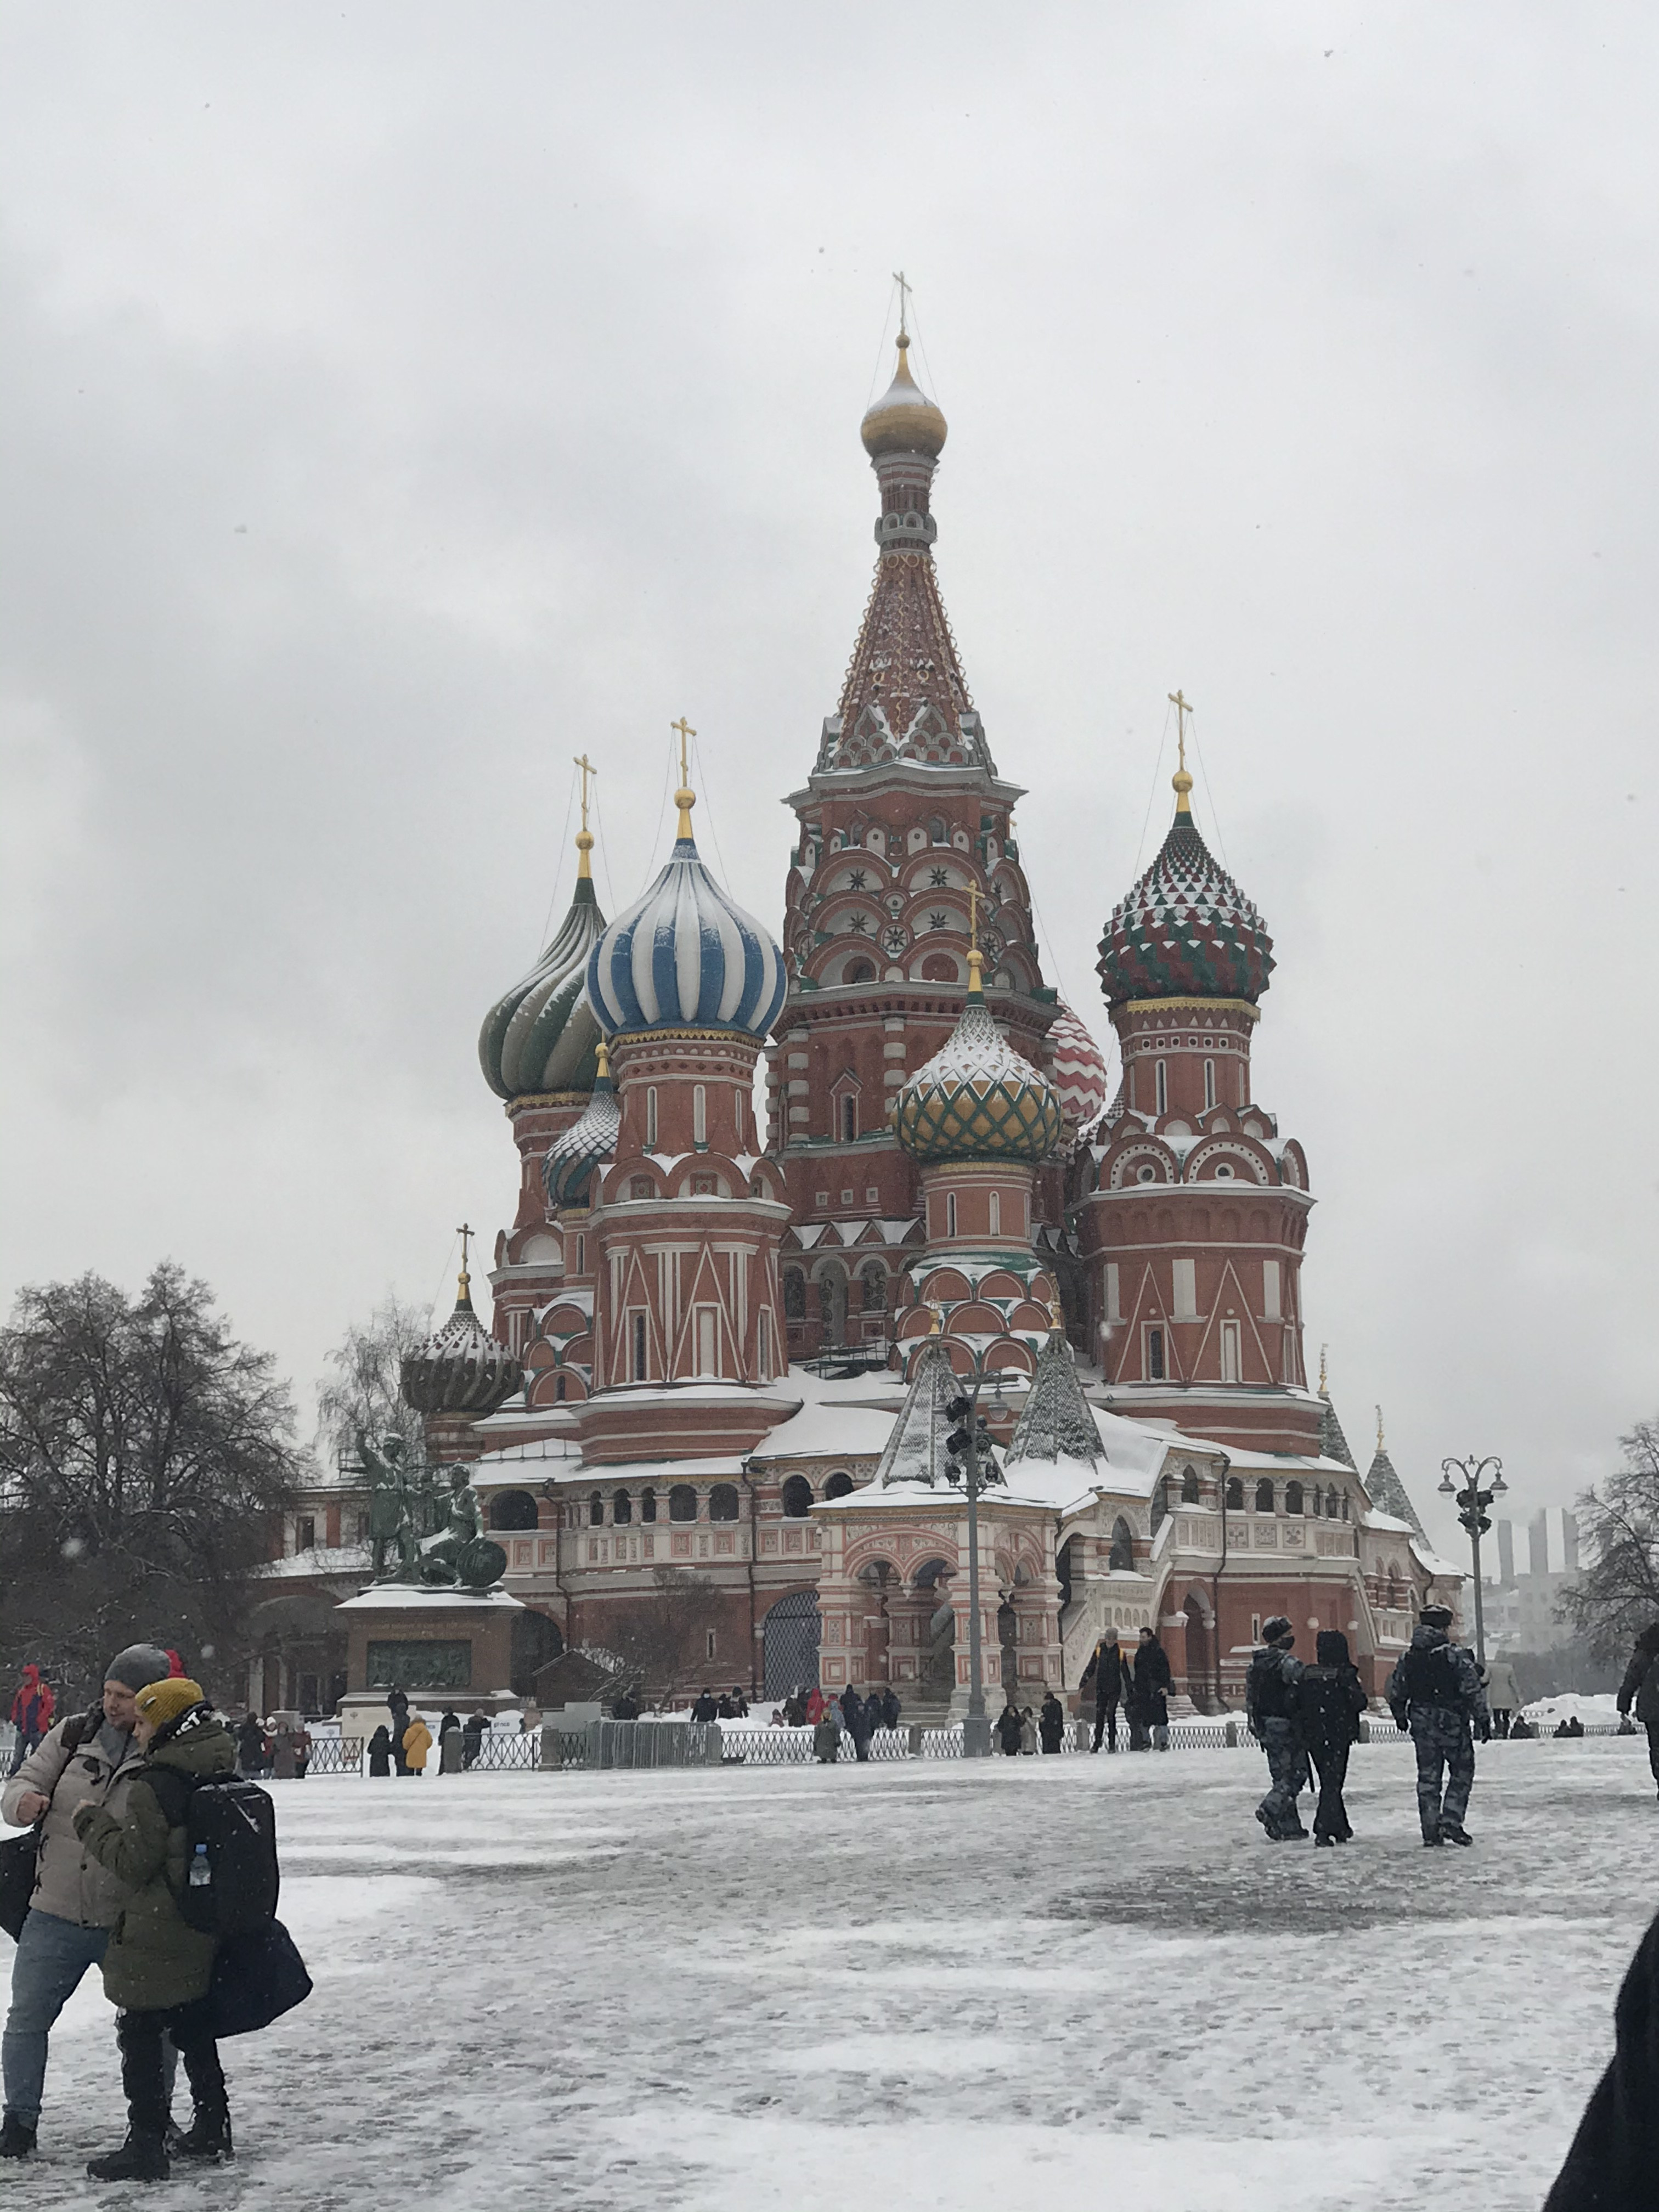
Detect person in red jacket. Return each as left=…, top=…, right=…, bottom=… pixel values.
left=8, top=1668, right=54, bottom=1774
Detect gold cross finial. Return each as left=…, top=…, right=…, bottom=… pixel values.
left=1375, top=1403, right=1385, bottom=1451
left=1169, top=689, right=1195, bottom=814
left=928, top=1301, right=943, bottom=1336
left=893, top=269, right=911, bottom=342
left=455, top=1222, right=474, bottom=1300
left=966, top=881, right=984, bottom=993
left=573, top=754, right=596, bottom=878
left=670, top=717, right=697, bottom=840
left=1318, top=1342, right=1329, bottom=1397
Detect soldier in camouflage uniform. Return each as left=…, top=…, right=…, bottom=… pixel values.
left=1387, top=1604, right=1487, bottom=1846
left=1245, top=1618, right=1307, bottom=1841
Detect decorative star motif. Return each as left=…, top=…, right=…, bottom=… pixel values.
left=849, top=915, right=869, bottom=934
left=928, top=910, right=947, bottom=931
left=929, top=867, right=949, bottom=888
left=848, top=869, right=867, bottom=889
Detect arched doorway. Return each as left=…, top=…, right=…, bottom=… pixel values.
left=915, top=1559, right=956, bottom=1703
left=763, top=1589, right=821, bottom=1696
left=488, top=1489, right=540, bottom=1532
left=511, top=1609, right=563, bottom=1697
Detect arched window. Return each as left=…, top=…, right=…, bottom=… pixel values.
left=613, top=1489, right=632, bottom=1526
left=859, top=1263, right=887, bottom=1312
left=1325, top=1486, right=1340, bottom=1519
left=639, top=1486, right=657, bottom=1523
left=1255, top=1478, right=1275, bottom=1513
left=824, top=1471, right=855, bottom=1500
left=668, top=1484, right=698, bottom=1523
left=487, top=1489, right=539, bottom=1532
left=1180, top=1465, right=1200, bottom=1504
left=1109, top=1516, right=1135, bottom=1571
left=1340, top=1491, right=1350, bottom=1522
left=588, top=1491, right=604, bottom=1527
left=1226, top=1476, right=1244, bottom=1511
left=645, top=1087, right=658, bottom=1149
left=709, top=1483, right=740, bottom=1522
left=840, top=1094, right=857, bottom=1143
left=988, top=1190, right=1001, bottom=1237
left=945, top=1190, right=958, bottom=1238
left=781, top=1474, right=814, bottom=1518
left=845, top=958, right=876, bottom=985
left=929, top=815, right=947, bottom=845
left=1285, top=1480, right=1304, bottom=1516
left=693, top=1084, right=707, bottom=1146
left=1150, top=1479, right=1169, bottom=1534
left=783, top=1268, right=806, bottom=1319
left=555, top=1374, right=567, bottom=1403
left=1204, top=1058, right=1215, bottom=1110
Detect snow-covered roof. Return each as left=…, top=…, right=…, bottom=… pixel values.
left=1410, top=1535, right=1466, bottom=1580
left=746, top=1401, right=896, bottom=1464
left=335, top=1584, right=524, bottom=1613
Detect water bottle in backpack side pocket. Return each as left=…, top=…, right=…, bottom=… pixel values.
left=188, top=1842, right=212, bottom=1891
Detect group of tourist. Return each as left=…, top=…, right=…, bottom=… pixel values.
left=1079, top=1625, right=1174, bottom=1752
left=689, top=1686, right=751, bottom=1723
left=233, top=1714, right=311, bottom=1780
left=363, top=1689, right=493, bottom=1775
left=994, top=1689, right=1068, bottom=1754
left=1, top=1642, right=274, bottom=2180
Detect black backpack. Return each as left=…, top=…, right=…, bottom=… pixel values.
left=146, top=1768, right=280, bottom=1937
left=1398, top=1639, right=1463, bottom=1710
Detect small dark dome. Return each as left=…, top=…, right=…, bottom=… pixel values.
left=399, top=1274, right=522, bottom=1418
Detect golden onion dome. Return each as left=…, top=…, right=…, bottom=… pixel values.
left=893, top=960, right=1062, bottom=1166
left=860, top=334, right=948, bottom=460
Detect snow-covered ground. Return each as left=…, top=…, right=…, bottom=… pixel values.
left=7, top=1734, right=1656, bottom=2209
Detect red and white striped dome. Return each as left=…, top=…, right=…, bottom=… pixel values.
left=1048, top=1003, right=1109, bottom=1133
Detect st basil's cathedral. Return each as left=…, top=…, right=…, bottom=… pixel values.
left=273, top=321, right=1459, bottom=1720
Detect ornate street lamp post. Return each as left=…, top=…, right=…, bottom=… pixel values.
left=940, top=1353, right=1006, bottom=1760
left=1437, top=1454, right=1508, bottom=1669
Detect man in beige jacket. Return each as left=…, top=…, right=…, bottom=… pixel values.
left=0, top=1643, right=175, bottom=2160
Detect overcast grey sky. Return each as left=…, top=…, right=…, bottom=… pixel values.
left=2, top=4, right=1655, bottom=1554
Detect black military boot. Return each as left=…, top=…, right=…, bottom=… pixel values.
left=173, top=2102, right=234, bottom=2163
left=0, top=2114, right=36, bottom=2158
left=1440, top=1819, right=1474, bottom=1846
left=86, top=2131, right=170, bottom=2182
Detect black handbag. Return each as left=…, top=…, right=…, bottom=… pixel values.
left=0, top=1828, right=40, bottom=1943
left=209, top=1918, right=313, bottom=2038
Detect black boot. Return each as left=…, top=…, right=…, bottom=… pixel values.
left=87, top=2131, right=170, bottom=2182
left=0, top=2114, right=36, bottom=2158
left=1440, top=1819, right=1474, bottom=1846
left=174, top=2023, right=233, bottom=2161
left=173, top=2104, right=234, bottom=2163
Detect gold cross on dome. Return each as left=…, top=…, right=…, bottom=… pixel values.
left=893, top=269, right=912, bottom=339
left=456, top=1222, right=473, bottom=1272
left=670, top=716, right=696, bottom=786
left=573, top=754, right=595, bottom=834
left=967, top=880, right=980, bottom=948
left=1168, top=689, right=1193, bottom=775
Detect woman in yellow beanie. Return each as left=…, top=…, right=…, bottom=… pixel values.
left=402, top=1714, right=433, bottom=1775
left=72, top=1677, right=238, bottom=2182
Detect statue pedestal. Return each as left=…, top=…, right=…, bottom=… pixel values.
left=335, top=1584, right=525, bottom=1721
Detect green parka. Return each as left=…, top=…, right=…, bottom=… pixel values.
left=72, top=1714, right=236, bottom=2011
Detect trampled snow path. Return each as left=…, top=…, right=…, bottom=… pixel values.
left=5, top=1736, right=1655, bottom=2210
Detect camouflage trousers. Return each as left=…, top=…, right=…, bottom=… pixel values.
left=1410, top=1708, right=1475, bottom=1837
left=1256, top=1717, right=1306, bottom=1836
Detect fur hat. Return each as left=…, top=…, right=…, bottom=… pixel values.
left=1421, top=1605, right=1454, bottom=1630
left=105, top=1643, right=174, bottom=1692
left=133, top=1677, right=206, bottom=1730
left=1261, top=1616, right=1293, bottom=1644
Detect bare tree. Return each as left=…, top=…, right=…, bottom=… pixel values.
left=314, top=1294, right=431, bottom=1469
left=1559, top=1418, right=1659, bottom=1661
left=0, top=1264, right=304, bottom=1701
left=601, top=1568, right=726, bottom=1701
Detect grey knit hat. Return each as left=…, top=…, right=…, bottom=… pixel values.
left=105, top=1643, right=173, bottom=1692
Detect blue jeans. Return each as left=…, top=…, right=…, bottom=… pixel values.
left=2, top=1909, right=175, bottom=2127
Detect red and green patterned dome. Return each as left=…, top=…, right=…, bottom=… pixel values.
left=1097, top=791, right=1274, bottom=1009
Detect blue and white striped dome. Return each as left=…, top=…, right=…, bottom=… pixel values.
left=586, top=828, right=786, bottom=1040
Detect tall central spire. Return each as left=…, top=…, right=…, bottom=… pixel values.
left=815, top=325, right=993, bottom=778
